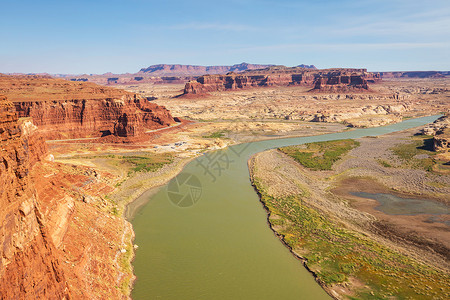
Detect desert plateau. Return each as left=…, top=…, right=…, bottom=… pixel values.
left=1, top=1, right=450, bottom=299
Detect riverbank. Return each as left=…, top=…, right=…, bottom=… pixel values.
left=48, top=115, right=446, bottom=298
left=248, top=126, right=450, bottom=299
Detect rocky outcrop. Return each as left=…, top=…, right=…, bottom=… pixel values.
left=434, top=128, right=450, bottom=152
left=183, top=67, right=381, bottom=95
left=0, top=75, right=177, bottom=140
left=420, top=115, right=450, bottom=152
left=421, top=115, right=450, bottom=135
left=312, top=104, right=407, bottom=127
left=0, top=95, right=70, bottom=299
left=312, top=72, right=372, bottom=92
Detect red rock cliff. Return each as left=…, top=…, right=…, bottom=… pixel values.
left=0, top=95, right=70, bottom=299
left=1, top=93, right=136, bottom=298
left=0, top=75, right=176, bottom=140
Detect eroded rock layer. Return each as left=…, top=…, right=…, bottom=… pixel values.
left=1, top=94, right=136, bottom=298
left=0, top=95, right=70, bottom=299
left=0, top=75, right=176, bottom=140
left=183, top=67, right=380, bottom=95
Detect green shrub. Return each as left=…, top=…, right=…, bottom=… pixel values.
left=202, top=131, right=226, bottom=138
left=124, top=155, right=173, bottom=173
left=279, top=139, right=360, bottom=170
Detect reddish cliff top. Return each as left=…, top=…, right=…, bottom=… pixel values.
left=0, top=74, right=131, bottom=102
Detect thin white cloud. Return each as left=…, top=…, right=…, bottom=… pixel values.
left=169, top=22, right=259, bottom=32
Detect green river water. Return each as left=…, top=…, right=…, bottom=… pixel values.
left=130, top=115, right=440, bottom=300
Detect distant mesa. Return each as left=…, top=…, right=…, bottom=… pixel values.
left=296, top=64, right=317, bottom=69
left=138, top=62, right=275, bottom=76
left=51, top=63, right=317, bottom=85
left=380, top=71, right=450, bottom=79
left=183, top=66, right=380, bottom=95
left=139, top=63, right=317, bottom=76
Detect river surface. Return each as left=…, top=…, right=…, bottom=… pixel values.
left=130, top=115, right=439, bottom=300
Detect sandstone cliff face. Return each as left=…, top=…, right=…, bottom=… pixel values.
left=0, top=75, right=176, bottom=140
left=30, top=161, right=135, bottom=299
left=312, top=71, right=373, bottom=92
left=1, top=94, right=136, bottom=298
left=14, top=95, right=175, bottom=140
left=0, top=95, right=70, bottom=299
left=183, top=67, right=380, bottom=95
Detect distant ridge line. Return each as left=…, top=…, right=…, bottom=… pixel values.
left=139, top=62, right=317, bottom=76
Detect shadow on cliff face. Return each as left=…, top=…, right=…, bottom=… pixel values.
left=101, top=130, right=112, bottom=137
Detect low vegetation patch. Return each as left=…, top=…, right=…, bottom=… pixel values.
left=252, top=178, right=450, bottom=299
left=202, top=130, right=226, bottom=138
left=123, top=154, right=173, bottom=173
left=279, top=139, right=360, bottom=170
left=118, top=232, right=134, bottom=295
left=391, top=136, right=437, bottom=172
left=377, top=159, right=393, bottom=168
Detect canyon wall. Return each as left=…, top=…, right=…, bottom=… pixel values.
left=0, top=95, right=71, bottom=299
left=1, top=93, right=136, bottom=298
left=0, top=75, right=176, bottom=140
left=183, top=67, right=381, bottom=95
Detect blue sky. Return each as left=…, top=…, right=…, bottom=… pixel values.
left=1, top=0, right=449, bottom=73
